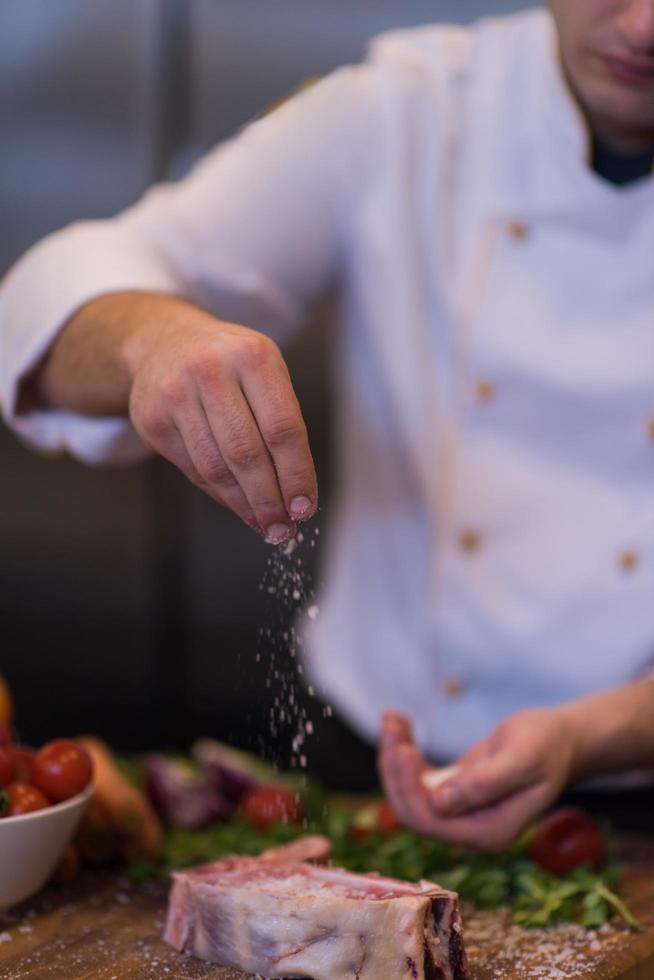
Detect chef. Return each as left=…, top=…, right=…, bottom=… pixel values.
left=2, top=1, right=654, bottom=849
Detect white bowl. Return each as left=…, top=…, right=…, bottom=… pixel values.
left=0, top=783, right=93, bottom=908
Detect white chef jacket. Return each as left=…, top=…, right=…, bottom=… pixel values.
left=2, top=8, right=654, bottom=761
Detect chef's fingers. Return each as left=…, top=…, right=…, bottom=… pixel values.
left=426, top=746, right=538, bottom=818
left=381, top=709, right=414, bottom=745
left=396, top=743, right=447, bottom=835
left=378, top=724, right=415, bottom=828
left=238, top=341, right=317, bottom=524
left=132, top=372, right=260, bottom=530
left=379, top=722, right=439, bottom=835
left=380, top=743, right=427, bottom=833
left=197, top=376, right=296, bottom=542
left=422, top=782, right=550, bottom=852
left=382, top=738, right=542, bottom=849
left=171, top=405, right=260, bottom=531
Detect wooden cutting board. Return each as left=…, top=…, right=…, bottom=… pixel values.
left=0, top=851, right=653, bottom=980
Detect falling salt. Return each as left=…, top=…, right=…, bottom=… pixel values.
left=256, top=525, right=331, bottom=771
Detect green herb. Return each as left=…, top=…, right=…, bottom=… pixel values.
left=511, top=864, right=641, bottom=930
left=126, top=775, right=639, bottom=932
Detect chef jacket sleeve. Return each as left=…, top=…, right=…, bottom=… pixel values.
left=0, top=65, right=379, bottom=464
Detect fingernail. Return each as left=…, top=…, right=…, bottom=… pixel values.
left=289, top=496, right=312, bottom=519
left=265, top=523, right=293, bottom=545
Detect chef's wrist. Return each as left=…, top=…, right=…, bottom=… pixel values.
left=555, top=681, right=654, bottom=784
left=553, top=700, right=602, bottom=785
left=32, top=290, right=166, bottom=414
left=118, top=292, right=188, bottom=382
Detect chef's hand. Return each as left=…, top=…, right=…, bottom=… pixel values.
left=128, top=301, right=317, bottom=542
left=35, top=292, right=317, bottom=543
left=379, top=707, right=579, bottom=851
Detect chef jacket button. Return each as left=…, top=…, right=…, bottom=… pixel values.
left=508, top=219, right=529, bottom=240
left=619, top=549, right=640, bottom=572
left=458, top=529, right=483, bottom=554
left=475, top=378, right=496, bottom=402
left=442, top=677, right=467, bottom=699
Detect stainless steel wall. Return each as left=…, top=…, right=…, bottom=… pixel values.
left=1, top=1, right=541, bottom=753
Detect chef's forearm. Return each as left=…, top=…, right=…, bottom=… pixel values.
left=23, top=290, right=194, bottom=417
left=558, top=679, right=654, bottom=783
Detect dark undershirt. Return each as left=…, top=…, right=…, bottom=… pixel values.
left=592, top=138, right=654, bottom=185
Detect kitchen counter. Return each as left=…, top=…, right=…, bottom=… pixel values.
left=1, top=846, right=653, bottom=979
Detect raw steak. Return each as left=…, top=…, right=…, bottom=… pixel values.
left=164, top=845, right=467, bottom=979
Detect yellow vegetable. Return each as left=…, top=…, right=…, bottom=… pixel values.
left=0, top=674, right=13, bottom=726
left=77, top=737, right=163, bottom=863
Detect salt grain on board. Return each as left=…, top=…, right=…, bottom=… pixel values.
left=463, top=907, right=623, bottom=980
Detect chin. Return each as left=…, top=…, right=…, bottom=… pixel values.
left=584, top=78, right=654, bottom=146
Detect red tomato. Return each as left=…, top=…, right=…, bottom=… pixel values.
left=5, top=782, right=50, bottom=816
left=0, top=748, right=12, bottom=788
left=32, top=740, right=93, bottom=803
left=240, top=785, right=301, bottom=832
left=351, top=800, right=401, bottom=840
left=530, top=807, right=604, bottom=876
left=6, top=745, right=35, bottom=783
left=377, top=800, right=401, bottom=835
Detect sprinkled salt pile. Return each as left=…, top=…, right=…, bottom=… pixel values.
left=463, top=906, right=623, bottom=979
left=257, top=526, right=328, bottom=771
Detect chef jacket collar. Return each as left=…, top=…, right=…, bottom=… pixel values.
left=486, top=9, right=654, bottom=226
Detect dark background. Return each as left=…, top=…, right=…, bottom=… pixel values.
left=0, top=1, right=538, bottom=763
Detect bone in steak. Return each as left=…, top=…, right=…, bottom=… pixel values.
left=164, top=844, right=467, bottom=979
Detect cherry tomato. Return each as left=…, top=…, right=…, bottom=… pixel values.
left=351, top=800, right=401, bottom=840
left=377, top=800, right=401, bottom=836
left=32, top=740, right=93, bottom=803
left=0, top=748, right=12, bottom=788
left=5, top=745, right=35, bottom=783
left=239, top=785, right=301, bottom=832
left=530, top=807, right=604, bottom=876
left=5, top=782, right=50, bottom=816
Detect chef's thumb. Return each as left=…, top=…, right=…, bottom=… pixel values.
left=422, top=749, right=533, bottom=818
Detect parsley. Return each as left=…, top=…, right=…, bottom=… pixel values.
left=126, top=777, right=640, bottom=931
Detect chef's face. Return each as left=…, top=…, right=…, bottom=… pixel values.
left=548, top=0, right=654, bottom=149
